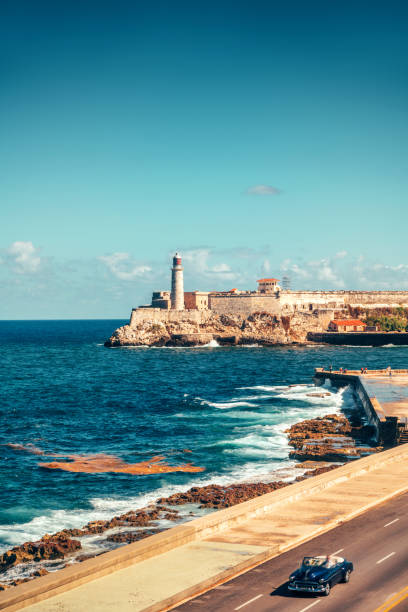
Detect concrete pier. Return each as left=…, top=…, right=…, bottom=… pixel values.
left=314, top=368, right=408, bottom=445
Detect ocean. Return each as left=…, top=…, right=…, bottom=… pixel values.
left=1, top=320, right=407, bottom=554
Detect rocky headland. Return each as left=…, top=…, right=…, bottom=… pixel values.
left=105, top=310, right=334, bottom=347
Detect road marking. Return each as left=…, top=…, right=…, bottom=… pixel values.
left=384, top=518, right=399, bottom=528
left=376, top=552, right=396, bottom=564
left=331, top=548, right=344, bottom=555
left=299, top=600, right=321, bottom=612
left=234, top=594, right=263, bottom=610
left=373, top=585, right=408, bottom=611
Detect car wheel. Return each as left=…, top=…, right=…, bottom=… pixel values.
left=342, top=570, right=351, bottom=583
left=323, top=582, right=331, bottom=596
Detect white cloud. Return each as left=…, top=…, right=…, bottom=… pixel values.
left=281, top=259, right=311, bottom=279
left=280, top=254, right=408, bottom=290
left=335, top=250, right=347, bottom=259
left=99, top=253, right=151, bottom=281
left=317, top=263, right=344, bottom=286
left=245, top=185, right=281, bottom=196
left=182, top=249, right=239, bottom=282
left=211, top=263, right=232, bottom=273
left=7, top=241, right=41, bottom=274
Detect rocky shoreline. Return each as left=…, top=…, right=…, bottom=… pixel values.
left=104, top=311, right=333, bottom=347
left=0, top=407, right=379, bottom=591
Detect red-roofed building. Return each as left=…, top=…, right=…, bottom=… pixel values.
left=257, top=278, right=280, bottom=294
left=329, top=319, right=367, bottom=332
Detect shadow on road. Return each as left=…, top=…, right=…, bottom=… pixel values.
left=270, top=582, right=320, bottom=599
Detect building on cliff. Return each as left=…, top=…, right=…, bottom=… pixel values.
left=329, top=319, right=367, bottom=332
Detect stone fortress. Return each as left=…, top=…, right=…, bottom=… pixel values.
left=105, top=253, right=408, bottom=346
left=130, top=252, right=408, bottom=325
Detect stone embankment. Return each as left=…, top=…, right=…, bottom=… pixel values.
left=105, top=310, right=332, bottom=347
left=0, top=407, right=379, bottom=591
left=0, top=463, right=338, bottom=591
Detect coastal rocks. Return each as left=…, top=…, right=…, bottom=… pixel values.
left=106, top=529, right=163, bottom=544
left=286, top=414, right=380, bottom=461
left=104, top=310, right=330, bottom=348
left=0, top=506, right=179, bottom=579
left=157, top=481, right=289, bottom=509
left=0, top=534, right=81, bottom=572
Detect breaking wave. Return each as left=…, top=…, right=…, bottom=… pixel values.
left=200, top=339, right=220, bottom=348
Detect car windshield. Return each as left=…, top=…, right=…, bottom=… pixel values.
left=302, top=556, right=328, bottom=568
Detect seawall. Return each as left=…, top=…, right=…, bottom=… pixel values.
left=4, top=443, right=408, bottom=612
left=308, top=331, right=408, bottom=346
left=314, top=368, right=408, bottom=445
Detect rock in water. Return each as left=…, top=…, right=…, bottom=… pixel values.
left=0, top=534, right=81, bottom=572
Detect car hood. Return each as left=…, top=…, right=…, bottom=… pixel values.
left=291, top=567, right=330, bottom=581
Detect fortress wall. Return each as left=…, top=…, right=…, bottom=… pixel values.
left=209, top=295, right=281, bottom=316
left=281, top=290, right=408, bottom=306
left=279, top=293, right=346, bottom=312
left=130, top=292, right=408, bottom=326
left=209, top=291, right=408, bottom=317
left=129, top=308, right=211, bottom=328
left=343, top=291, right=408, bottom=307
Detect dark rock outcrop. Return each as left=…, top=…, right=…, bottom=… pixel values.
left=286, top=414, right=381, bottom=461
left=0, top=534, right=81, bottom=573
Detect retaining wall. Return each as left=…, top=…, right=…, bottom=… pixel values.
left=308, top=332, right=408, bottom=346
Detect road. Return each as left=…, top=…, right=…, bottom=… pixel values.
left=175, top=491, right=408, bottom=612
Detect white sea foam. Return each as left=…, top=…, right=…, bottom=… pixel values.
left=200, top=339, right=220, bottom=348
left=380, top=344, right=408, bottom=348
left=0, top=462, right=296, bottom=553
left=0, top=383, right=356, bottom=554
left=238, top=385, right=288, bottom=391
left=197, top=399, right=258, bottom=409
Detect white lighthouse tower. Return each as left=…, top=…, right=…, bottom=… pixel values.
left=171, top=252, right=184, bottom=310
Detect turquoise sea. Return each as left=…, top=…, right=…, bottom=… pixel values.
left=1, top=320, right=407, bottom=556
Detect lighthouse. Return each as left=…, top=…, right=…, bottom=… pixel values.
left=171, top=252, right=184, bottom=310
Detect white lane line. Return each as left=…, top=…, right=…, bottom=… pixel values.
left=331, top=548, right=344, bottom=555
left=376, top=552, right=396, bottom=564
left=234, top=594, right=263, bottom=610
left=384, top=518, right=399, bottom=528
left=299, top=600, right=321, bottom=612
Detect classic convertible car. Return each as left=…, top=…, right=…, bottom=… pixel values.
left=288, top=555, right=353, bottom=596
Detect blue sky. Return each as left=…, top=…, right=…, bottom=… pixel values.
left=1, top=1, right=408, bottom=318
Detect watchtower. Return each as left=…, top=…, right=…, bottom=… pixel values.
left=171, top=253, right=184, bottom=310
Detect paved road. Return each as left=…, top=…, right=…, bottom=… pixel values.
left=175, top=491, right=408, bottom=612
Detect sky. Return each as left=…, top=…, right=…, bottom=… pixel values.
left=1, top=0, right=408, bottom=318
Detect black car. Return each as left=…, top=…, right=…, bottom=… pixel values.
left=288, top=555, right=353, bottom=596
